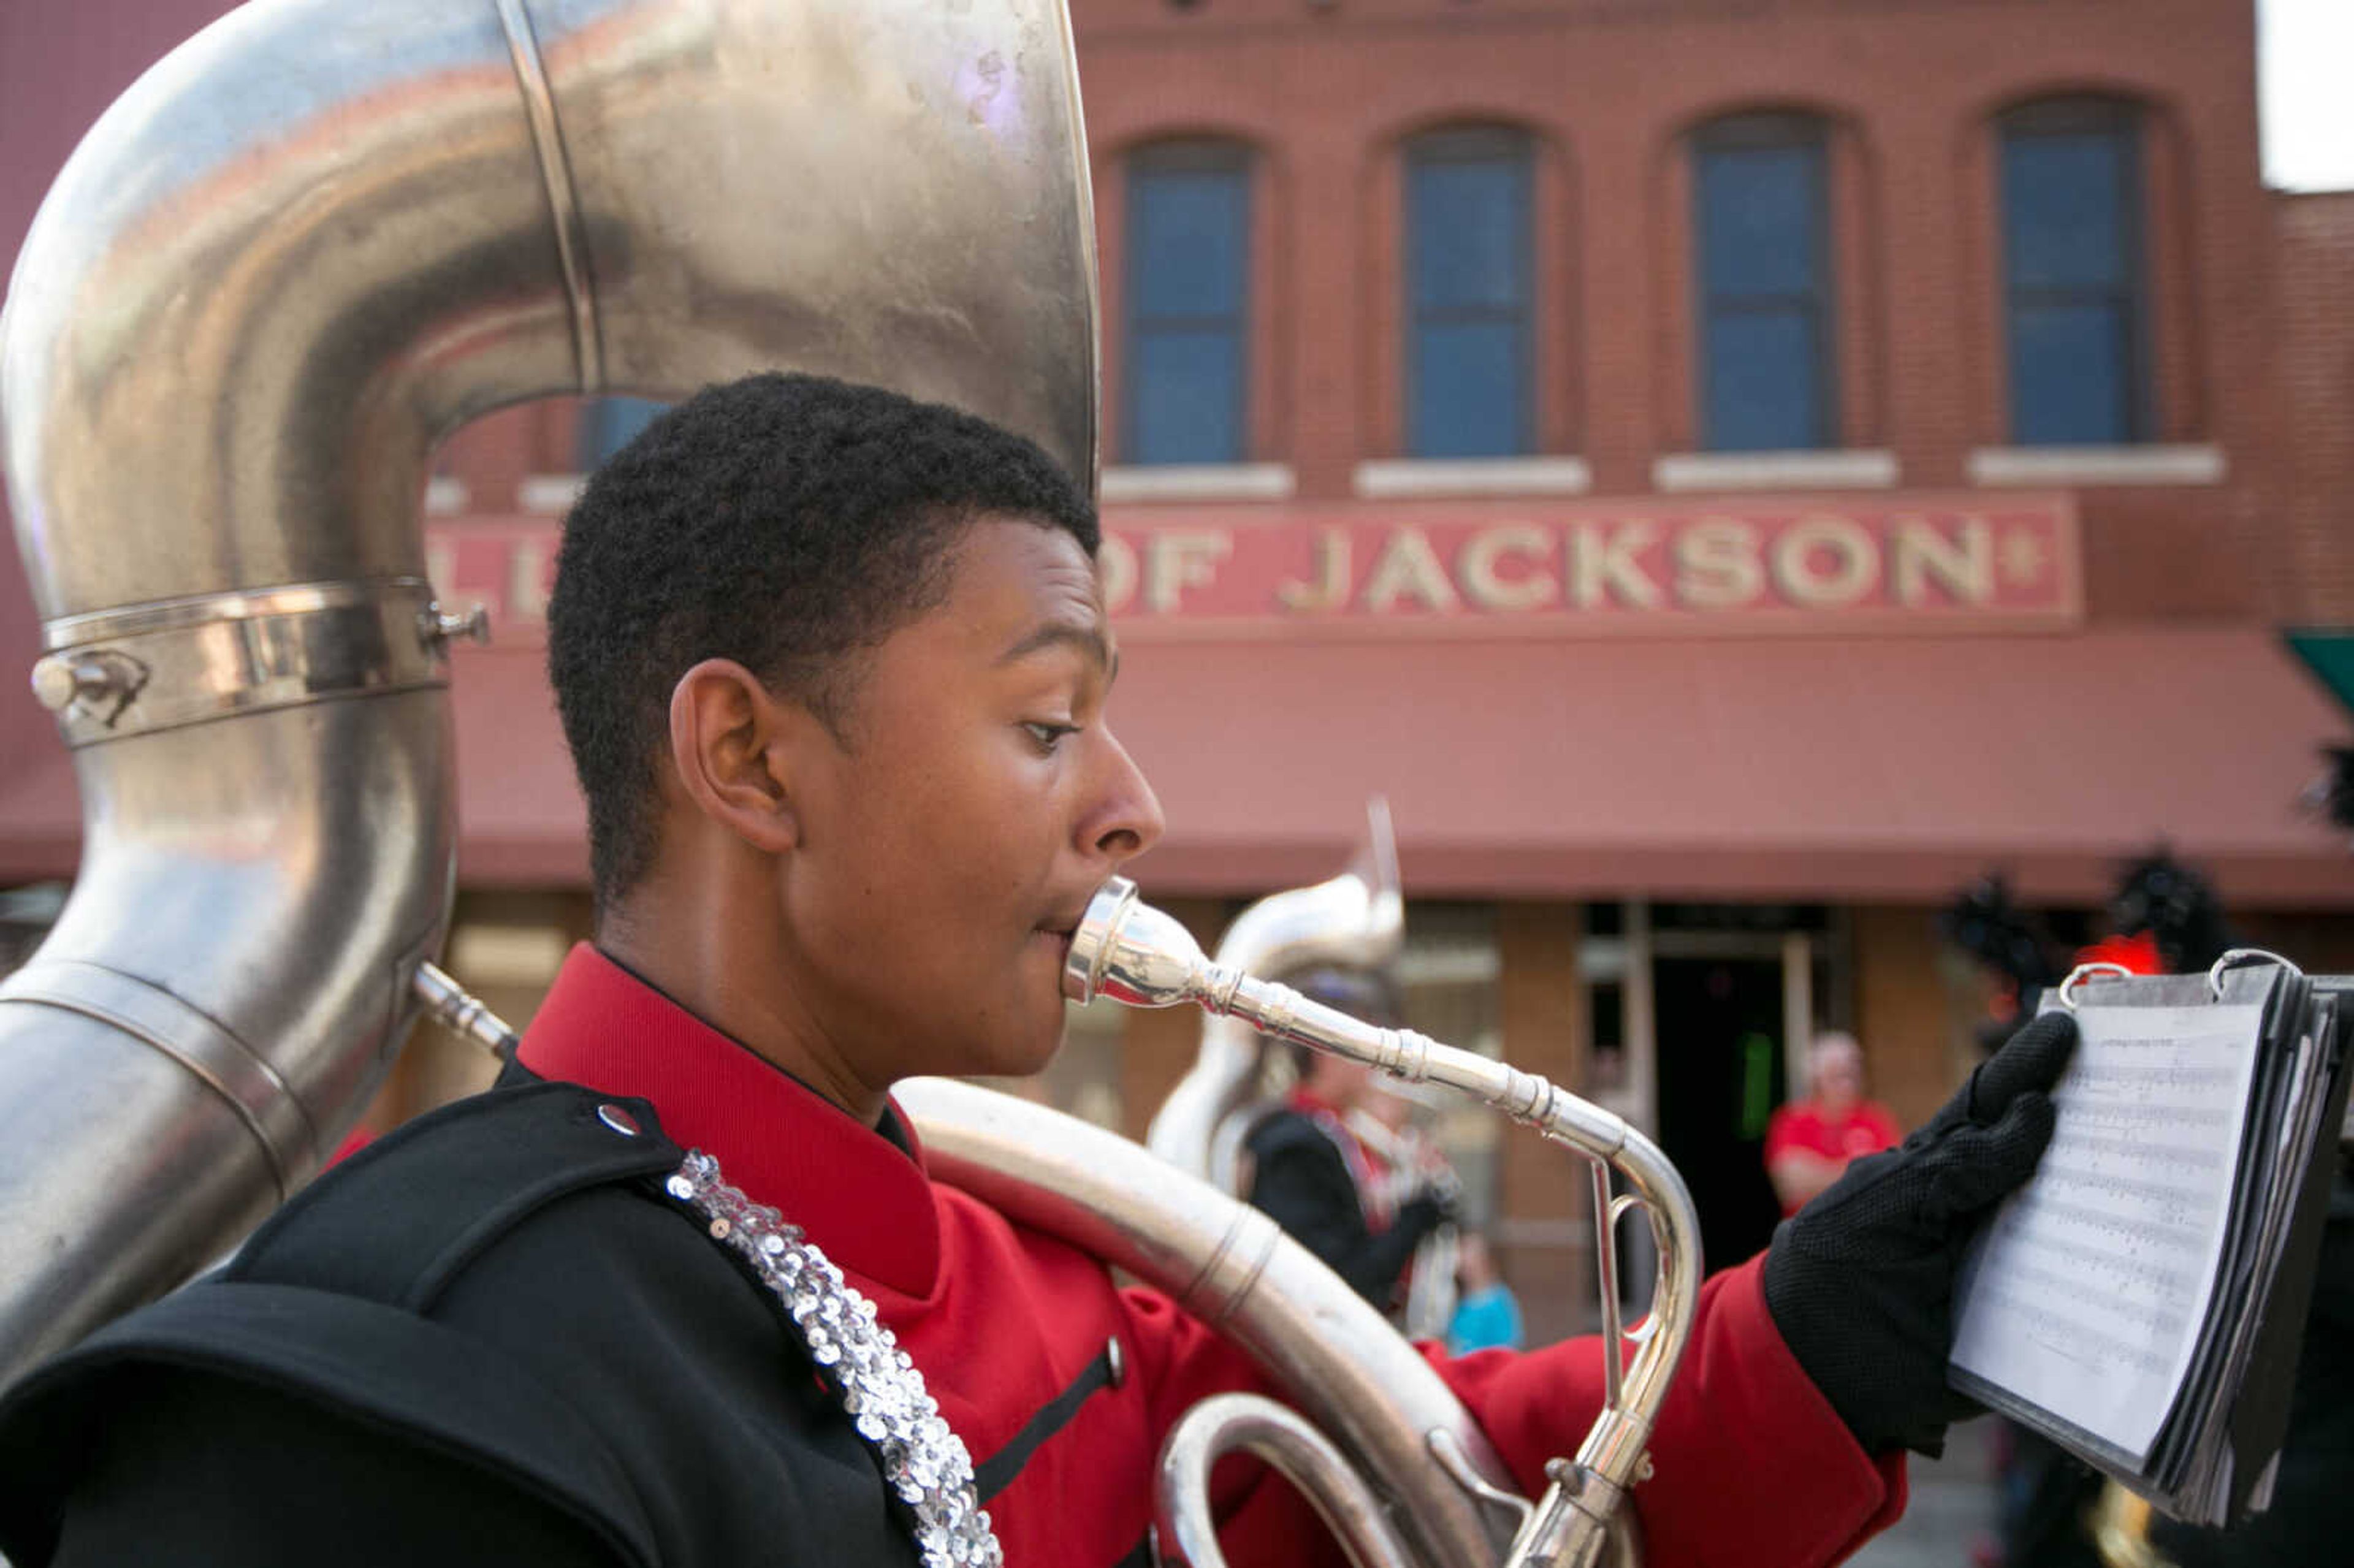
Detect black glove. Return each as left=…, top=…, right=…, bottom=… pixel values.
left=1762, top=1010, right=2077, bottom=1457
left=1398, top=1180, right=1460, bottom=1238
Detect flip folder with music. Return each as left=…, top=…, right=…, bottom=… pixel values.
left=1948, top=952, right=2351, bottom=1526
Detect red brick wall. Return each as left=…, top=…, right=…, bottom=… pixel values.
left=0, top=0, right=2298, bottom=731
left=6, top=1, right=2280, bottom=624
left=1075, top=0, right=2273, bottom=621
left=2268, top=191, right=2354, bottom=625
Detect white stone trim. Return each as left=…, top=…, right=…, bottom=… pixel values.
left=1651, top=449, right=1900, bottom=493
left=1099, top=463, right=1297, bottom=503
left=1350, top=456, right=1593, bottom=498
left=423, top=475, right=471, bottom=516
left=1966, top=444, right=2226, bottom=487
left=519, top=473, right=588, bottom=513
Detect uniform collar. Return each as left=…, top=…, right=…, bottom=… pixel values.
left=1288, top=1086, right=1347, bottom=1121
left=517, top=943, right=942, bottom=1296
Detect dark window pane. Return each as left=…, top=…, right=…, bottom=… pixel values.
left=1132, top=168, right=1247, bottom=319
left=1404, top=131, right=1531, bottom=459
left=1705, top=310, right=1823, bottom=452
left=1411, top=158, right=1529, bottom=311
left=1698, top=145, right=1819, bottom=300
left=2003, top=133, right=2131, bottom=290
left=2009, top=302, right=2132, bottom=444
left=1693, top=121, right=1830, bottom=451
left=1130, top=330, right=1243, bottom=464
left=1126, top=145, right=1249, bottom=465
left=1412, top=321, right=1526, bottom=457
left=1999, top=104, right=2144, bottom=444
left=582, top=396, right=668, bottom=466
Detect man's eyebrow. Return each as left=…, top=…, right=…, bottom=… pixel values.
left=998, top=620, right=1118, bottom=681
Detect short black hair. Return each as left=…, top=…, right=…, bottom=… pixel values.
left=547, top=372, right=1096, bottom=908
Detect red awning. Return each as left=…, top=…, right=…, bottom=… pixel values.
left=1109, top=627, right=2354, bottom=905
left=2, top=628, right=2348, bottom=906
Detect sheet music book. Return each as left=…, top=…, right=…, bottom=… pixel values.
left=1947, top=956, right=2350, bottom=1527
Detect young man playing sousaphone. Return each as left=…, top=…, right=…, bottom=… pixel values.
left=0, top=374, right=2076, bottom=1567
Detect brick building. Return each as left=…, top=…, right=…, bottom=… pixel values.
left=4, top=0, right=2350, bottom=1339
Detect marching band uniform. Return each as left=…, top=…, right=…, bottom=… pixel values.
left=1244, top=1088, right=1447, bottom=1308
left=0, top=945, right=1903, bottom=1567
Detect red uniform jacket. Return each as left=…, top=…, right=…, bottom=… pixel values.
left=523, top=946, right=1905, bottom=1567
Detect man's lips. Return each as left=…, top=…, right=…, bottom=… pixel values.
left=1035, top=900, right=1092, bottom=943
left=1033, top=890, right=1100, bottom=967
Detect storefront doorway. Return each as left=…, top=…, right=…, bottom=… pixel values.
left=1580, top=902, right=1837, bottom=1294
left=1653, top=955, right=1788, bottom=1269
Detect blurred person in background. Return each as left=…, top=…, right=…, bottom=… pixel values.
left=1243, top=967, right=1457, bottom=1312
left=1447, top=1231, right=1526, bottom=1354
left=1350, top=1076, right=1466, bottom=1337
left=2125, top=828, right=2349, bottom=1568
left=1765, top=1032, right=1902, bottom=1217
left=2135, top=1159, right=2353, bottom=1568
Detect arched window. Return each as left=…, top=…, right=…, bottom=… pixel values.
left=1997, top=98, right=2147, bottom=445
left=1691, top=113, right=1834, bottom=452
left=1123, top=140, right=1252, bottom=465
left=1403, top=126, right=1534, bottom=458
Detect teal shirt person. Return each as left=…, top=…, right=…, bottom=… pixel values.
left=1449, top=1282, right=1525, bottom=1354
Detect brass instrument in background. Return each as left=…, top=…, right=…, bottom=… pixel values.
left=2090, top=1486, right=2178, bottom=1568
left=1144, top=796, right=1463, bottom=1339
left=1147, top=799, right=1403, bottom=1186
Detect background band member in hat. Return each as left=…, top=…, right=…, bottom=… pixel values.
left=1243, top=966, right=1458, bottom=1313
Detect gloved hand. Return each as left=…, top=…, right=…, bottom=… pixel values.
left=1762, top=1010, right=2077, bottom=1457
left=1400, top=1176, right=1461, bottom=1236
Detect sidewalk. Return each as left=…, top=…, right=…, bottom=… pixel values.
left=1848, top=1417, right=2004, bottom=1568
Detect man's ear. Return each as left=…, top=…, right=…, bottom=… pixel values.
left=666, top=658, right=810, bottom=854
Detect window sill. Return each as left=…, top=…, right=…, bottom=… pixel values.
left=424, top=476, right=471, bottom=517
left=519, top=474, right=588, bottom=513
left=1099, top=463, right=1297, bottom=503
left=1967, top=444, right=2226, bottom=487
left=1651, top=450, right=1899, bottom=492
left=1350, top=456, right=1592, bottom=499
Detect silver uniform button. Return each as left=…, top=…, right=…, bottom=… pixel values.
left=596, top=1103, right=642, bottom=1137
left=1105, top=1334, right=1126, bottom=1388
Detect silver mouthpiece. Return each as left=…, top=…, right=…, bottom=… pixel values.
left=1063, top=875, right=1216, bottom=1007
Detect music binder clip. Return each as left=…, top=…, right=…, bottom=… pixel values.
left=2207, top=948, right=2304, bottom=999
left=2057, top=960, right=2136, bottom=1010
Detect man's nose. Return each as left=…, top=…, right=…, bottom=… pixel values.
left=1087, top=726, right=1164, bottom=862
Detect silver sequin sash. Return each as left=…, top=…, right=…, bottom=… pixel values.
left=666, top=1150, right=1004, bottom=1568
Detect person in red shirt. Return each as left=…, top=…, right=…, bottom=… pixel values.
left=0, top=375, right=2075, bottom=1568
left=1765, top=1032, right=1905, bottom=1217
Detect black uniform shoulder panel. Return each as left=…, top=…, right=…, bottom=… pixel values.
left=0, top=1281, right=662, bottom=1567
left=0, top=1082, right=687, bottom=1567
left=0, top=1078, right=922, bottom=1568
left=225, top=1078, right=683, bottom=1309
left=1243, top=1105, right=1341, bottom=1163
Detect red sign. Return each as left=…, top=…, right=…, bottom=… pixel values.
left=427, top=492, right=2079, bottom=646
left=1095, top=494, right=2079, bottom=638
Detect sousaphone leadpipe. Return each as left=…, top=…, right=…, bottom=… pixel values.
left=1066, top=877, right=1703, bottom=1568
